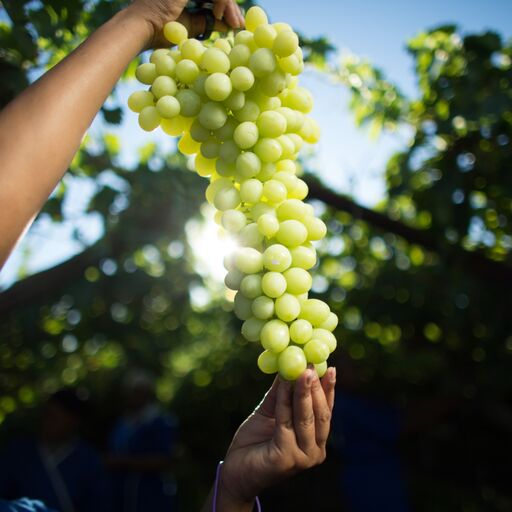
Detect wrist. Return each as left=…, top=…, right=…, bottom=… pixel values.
left=217, top=462, right=256, bottom=512
left=116, top=5, right=158, bottom=50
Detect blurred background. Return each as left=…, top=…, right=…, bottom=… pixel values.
left=1, top=0, right=512, bottom=510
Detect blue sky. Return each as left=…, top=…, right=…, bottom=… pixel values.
left=1, top=0, right=511, bottom=288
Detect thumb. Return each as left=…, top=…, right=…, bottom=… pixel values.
left=254, top=376, right=280, bottom=418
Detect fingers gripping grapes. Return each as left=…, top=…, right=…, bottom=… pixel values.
left=130, top=0, right=242, bottom=47
left=217, top=368, right=336, bottom=503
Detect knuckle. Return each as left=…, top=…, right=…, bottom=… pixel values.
left=278, top=418, right=294, bottom=430
left=294, top=455, right=310, bottom=471
left=268, top=450, right=282, bottom=467
left=318, top=410, right=332, bottom=424
left=298, top=413, right=315, bottom=429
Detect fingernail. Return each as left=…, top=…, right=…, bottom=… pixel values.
left=330, top=367, right=337, bottom=383
left=305, top=369, right=313, bottom=387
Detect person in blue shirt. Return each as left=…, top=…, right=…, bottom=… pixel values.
left=333, top=356, right=459, bottom=512
left=0, top=499, right=56, bottom=512
left=106, top=371, right=179, bottom=512
left=0, top=389, right=109, bottom=512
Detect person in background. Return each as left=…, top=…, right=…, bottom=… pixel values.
left=0, top=389, right=109, bottom=512
left=333, top=356, right=458, bottom=512
left=106, top=371, right=179, bottom=512
left=0, top=0, right=337, bottom=509
left=0, top=498, right=56, bottom=512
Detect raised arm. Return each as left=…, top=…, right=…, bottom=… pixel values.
left=0, top=0, right=243, bottom=269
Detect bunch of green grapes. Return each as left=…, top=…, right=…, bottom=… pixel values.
left=128, top=6, right=338, bottom=380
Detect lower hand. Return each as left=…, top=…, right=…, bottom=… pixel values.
left=127, top=0, right=245, bottom=48
left=219, top=366, right=336, bottom=507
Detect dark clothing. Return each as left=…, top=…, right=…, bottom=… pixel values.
left=0, top=439, right=109, bottom=512
left=334, top=392, right=411, bottom=512
left=109, top=406, right=178, bottom=512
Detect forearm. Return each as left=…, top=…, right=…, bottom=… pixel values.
left=0, top=7, right=155, bottom=267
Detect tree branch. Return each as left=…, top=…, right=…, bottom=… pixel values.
left=306, top=178, right=512, bottom=282
left=0, top=167, right=205, bottom=316
left=1, top=176, right=510, bottom=318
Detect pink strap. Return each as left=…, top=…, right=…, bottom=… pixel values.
left=213, top=461, right=261, bottom=511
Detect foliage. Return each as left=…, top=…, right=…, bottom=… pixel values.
left=0, top=1, right=511, bottom=510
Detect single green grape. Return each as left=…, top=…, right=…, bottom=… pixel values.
left=245, top=6, right=268, bottom=32
left=205, top=72, right=233, bottom=101
left=278, top=346, right=307, bottom=380
left=242, top=317, right=266, bottom=342
left=303, top=338, right=330, bottom=364
left=236, top=152, right=261, bottom=178
left=234, top=247, right=264, bottom=274
left=254, top=24, right=277, bottom=48
left=199, top=102, right=227, bottom=130
left=261, top=272, right=287, bottom=298
left=319, top=312, right=339, bottom=332
left=240, top=274, right=263, bottom=299
left=240, top=179, right=264, bottom=203
left=224, top=269, right=244, bottom=290
left=229, top=44, right=251, bottom=68
left=239, top=224, right=264, bottom=248
left=213, top=186, right=241, bottom=211
left=273, top=30, right=299, bottom=57
left=233, top=121, right=259, bottom=149
left=176, top=89, right=201, bottom=117
left=258, top=350, right=279, bottom=374
left=263, top=244, right=292, bottom=272
left=275, top=293, right=301, bottom=322
left=224, top=90, right=246, bottom=111
left=136, top=63, right=157, bottom=85
left=218, top=140, right=241, bottom=163
left=251, top=295, right=275, bottom=320
left=176, top=59, right=200, bottom=84
left=234, top=291, right=254, bottom=320
left=156, top=96, right=181, bottom=119
left=299, top=299, right=330, bottom=326
left=314, top=361, right=327, bottom=378
left=289, top=319, right=313, bottom=344
left=257, top=213, right=279, bottom=238
left=276, top=219, right=308, bottom=247
left=283, top=267, right=312, bottom=294
left=152, top=76, right=177, bottom=99
left=263, top=179, right=287, bottom=203
left=222, top=209, right=246, bottom=233
left=164, top=21, right=188, bottom=45
left=138, top=106, right=160, bottom=131
left=249, top=48, right=276, bottom=77
left=128, top=90, right=155, bottom=113
left=257, top=111, right=287, bottom=138
left=230, top=66, right=255, bottom=91
left=312, top=328, right=337, bottom=353
left=261, top=319, right=290, bottom=353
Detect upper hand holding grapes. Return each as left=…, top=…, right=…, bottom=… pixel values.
left=128, top=0, right=245, bottom=48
